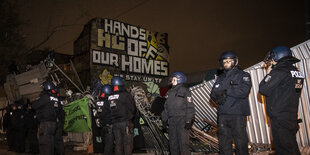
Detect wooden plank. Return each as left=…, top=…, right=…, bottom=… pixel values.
left=3, top=83, right=13, bottom=102
left=15, top=63, right=48, bottom=86
left=18, top=83, right=43, bottom=95
left=23, top=92, right=41, bottom=102
left=3, top=82, right=21, bottom=102
left=0, top=97, right=8, bottom=109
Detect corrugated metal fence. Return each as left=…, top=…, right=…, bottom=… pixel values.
left=190, top=39, right=310, bottom=146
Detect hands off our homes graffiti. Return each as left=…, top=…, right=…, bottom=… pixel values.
left=92, top=18, right=169, bottom=83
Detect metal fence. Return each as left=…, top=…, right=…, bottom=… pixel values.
left=190, top=39, right=310, bottom=146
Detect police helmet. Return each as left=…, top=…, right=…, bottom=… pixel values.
left=111, top=76, right=124, bottom=86
left=43, top=81, right=55, bottom=92
left=219, top=51, right=238, bottom=68
left=100, top=84, right=112, bottom=98
left=171, top=72, right=187, bottom=84
left=219, top=51, right=237, bottom=61
left=267, top=46, right=292, bottom=62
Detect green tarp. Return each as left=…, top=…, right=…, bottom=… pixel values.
left=63, top=97, right=91, bottom=132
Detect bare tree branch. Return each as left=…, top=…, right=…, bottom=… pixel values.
left=26, top=24, right=83, bottom=54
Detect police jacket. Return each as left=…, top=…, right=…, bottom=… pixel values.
left=94, top=97, right=111, bottom=126
left=3, top=110, right=10, bottom=131
left=104, top=90, right=136, bottom=124
left=32, top=91, right=57, bottom=122
left=210, top=66, right=252, bottom=116
left=161, top=84, right=195, bottom=123
left=54, top=96, right=65, bottom=125
left=3, top=106, right=14, bottom=130
left=14, top=103, right=26, bottom=128
left=259, top=56, right=304, bottom=120
left=26, top=108, right=39, bottom=129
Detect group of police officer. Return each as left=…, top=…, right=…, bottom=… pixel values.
left=91, top=76, right=137, bottom=155
left=160, top=45, right=304, bottom=155
left=91, top=73, right=196, bottom=155
left=3, top=99, right=39, bottom=153
left=3, top=81, right=64, bottom=155
left=31, top=81, right=65, bottom=155
left=3, top=45, right=304, bottom=155
left=210, top=46, right=304, bottom=155
left=90, top=71, right=196, bottom=155
left=26, top=81, right=65, bottom=155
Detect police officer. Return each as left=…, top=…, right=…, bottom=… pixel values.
left=104, top=76, right=136, bottom=155
left=3, top=104, right=15, bottom=151
left=259, top=46, right=304, bottom=155
left=161, top=72, right=195, bottom=155
left=210, top=51, right=252, bottom=155
left=25, top=102, right=39, bottom=154
left=91, top=84, right=104, bottom=153
left=53, top=87, right=65, bottom=155
left=91, top=84, right=112, bottom=153
left=95, top=84, right=114, bottom=154
left=14, top=100, right=27, bottom=153
left=32, top=81, right=58, bottom=155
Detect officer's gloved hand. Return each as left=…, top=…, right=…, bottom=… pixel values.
left=128, top=121, right=134, bottom=130
left=215, top=90, right=227, bottom=105
left=126, top=121, right=134, bottom=134
left=95, top=118, right=100, bottom=127
left=184, top=121, right=193, bottom=130
left=103, top=124, right=112, bottom=134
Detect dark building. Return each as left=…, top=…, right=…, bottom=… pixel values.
left=73, top=18, right=170, bottom=87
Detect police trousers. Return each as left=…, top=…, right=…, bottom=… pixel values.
left=15, top=125, right=26, bottom=153
left=218, top=115, right=249, bottom=155
left=27, top=128, right=39, bottom=154
left=112, top=121, right=134, bottom=155
left=55, top=121, right=64, bottom=155
left=168, top=116, right=190, bottom=155
left=102, top=125, right=114, bottom=155
left=271, top=118, right=300, bottom=155
left=38, top=121, right=56, bottom=155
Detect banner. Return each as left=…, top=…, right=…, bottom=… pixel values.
left=64, top=98, right=91, bottom=132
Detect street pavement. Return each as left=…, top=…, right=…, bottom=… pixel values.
left=0, top=144, right=89, bottom=155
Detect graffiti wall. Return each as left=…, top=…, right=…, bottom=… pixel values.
left=73, top=18, right=168, bottom=100
left=90, top=18, right=169, bottom=84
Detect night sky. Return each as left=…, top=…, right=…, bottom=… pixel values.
left=16, top=0, right=307, bottom=74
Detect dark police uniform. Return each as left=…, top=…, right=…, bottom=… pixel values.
left=210, top=66, right=252, bottom=155
left=3, top=104, right=16, bottom=151
left=259, top=56, right=304, bottom=155
left=100, top=98, right=115, bottom=155
left=54, top=96, right=65, bottom=155
left=91, top=99, right=105, bottom=153
left=161, top=84, right=195, bottom=155
left=14, top=101, right=27, bottom=153
left=32, top=91, right=57, bottom=155
left=92, top=98, right=114, bottom=154
left=26, top=104, right=39, bottom=154
left=104, top=90, right=136, bottom=155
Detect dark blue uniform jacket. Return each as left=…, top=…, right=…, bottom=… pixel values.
left=210, top=67, right=252, bottom=116
left=259, top=56, right=304, bottom=120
